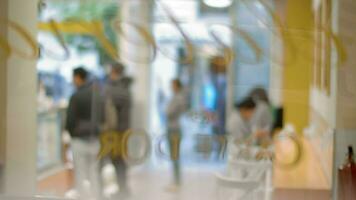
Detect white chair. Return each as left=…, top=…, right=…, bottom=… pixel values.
left=215, top=173, right=260, bottom=200
left=216, top=146, right=273, bottom=200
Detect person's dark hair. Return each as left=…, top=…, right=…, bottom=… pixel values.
left=172, top=79, right=183, bottom=89
left=111, top=62, right=125, bottom=75
left=248, top=87, right=269, bottom=104
left=235, top=97, right=256, bottom=110
left=73, top=67, right=88, bottom=81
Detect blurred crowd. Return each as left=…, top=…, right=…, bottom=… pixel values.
left=64, top=62, right=275, bottom=199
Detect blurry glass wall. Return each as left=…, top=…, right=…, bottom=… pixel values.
left=36, top=0, right=119, bottom=171
left=233, top=0, right=273, bottom=102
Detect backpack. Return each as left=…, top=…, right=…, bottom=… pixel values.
left=102, top=97, right=118, bottom=132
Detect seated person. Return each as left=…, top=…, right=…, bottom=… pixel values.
left=227, top=97, right=273, bottom=148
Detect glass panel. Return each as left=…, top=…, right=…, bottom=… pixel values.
left=1, top=0, right=356, bottom=199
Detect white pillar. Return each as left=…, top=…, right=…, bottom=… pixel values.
left=0, top=0, right=7, bottom=193
left=119, top=0, right=153, bottom=131
left=0, top=0, right=37, bottom=196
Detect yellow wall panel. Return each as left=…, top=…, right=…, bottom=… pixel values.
left=283, top=0, right=314, bottom=133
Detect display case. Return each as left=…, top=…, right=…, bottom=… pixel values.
left=37, top=108, right=65, bottom=172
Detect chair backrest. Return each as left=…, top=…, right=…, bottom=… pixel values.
left=215, top=172, right=259, bottom=189
left=215, top=172, right=263, bottom=200
left=227, top=158, right=272, bottom=181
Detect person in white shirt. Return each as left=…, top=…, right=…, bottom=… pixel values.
left=227, top=97, right=273, bottom=151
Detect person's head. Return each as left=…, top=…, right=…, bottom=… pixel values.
left=73, top=67, right=88, bottom=88
left=210, top=56, right=227, bottom=74
left=235, top=97, right=256, bottom=121
left=171, top=79, right=183, bottom=94
left=248, top=87, right=269, bottom=104
left=110, top=62, right=125, bottom=81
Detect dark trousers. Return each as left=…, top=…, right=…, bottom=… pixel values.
left=112, top=157, right=128, bottom=192
left=99, top=157, right=128, bottom=196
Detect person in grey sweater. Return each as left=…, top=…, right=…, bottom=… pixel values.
left=165, top=79, right=187, bottom=190
left=102, top=62, right=132, bottom=197
left=104, top=63, right=132, bottom=132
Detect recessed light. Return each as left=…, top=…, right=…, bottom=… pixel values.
left=203, top=0, right=233, bottom=8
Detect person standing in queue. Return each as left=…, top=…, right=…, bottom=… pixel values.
left=103, top=62, right=133, bottom=197
left=165, top=79, right=187, bottom=191
left=66, top=67, right=102, bottom=200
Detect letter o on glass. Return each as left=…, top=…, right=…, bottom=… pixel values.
left=121, top=129, right=151, bottom=166
left=0, top=35, right=11, bottom=59
left=0, top=19, right=38, bottom=60
left=39, top=19, right=70, bottom=61
left=112, top=20, right=157, bottom=64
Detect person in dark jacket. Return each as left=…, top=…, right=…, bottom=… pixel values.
left=66, top=67, right=102, bottom=199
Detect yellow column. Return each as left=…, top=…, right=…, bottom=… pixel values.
left=283, top=0, right=314, bottom=133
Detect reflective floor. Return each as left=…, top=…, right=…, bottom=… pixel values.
left=38, top=138, right=330, bottom=200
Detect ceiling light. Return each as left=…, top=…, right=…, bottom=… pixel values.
left=203, top=0, right=233, bottom=8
